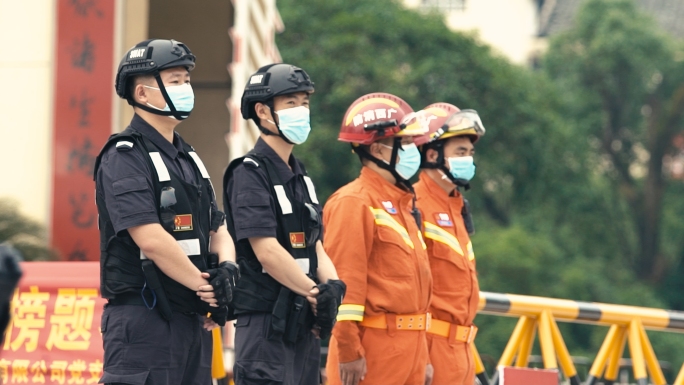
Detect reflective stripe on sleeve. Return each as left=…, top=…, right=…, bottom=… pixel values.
left=337, top=304, right=365, bottom=322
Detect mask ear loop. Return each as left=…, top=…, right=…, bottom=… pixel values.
left=153, top=73, right=184, bottom=120
left=258, top=100, right=296, bottom=145
left=423, top=129, right=471, bottom=190
left=130, top=73, right=189, bottom=120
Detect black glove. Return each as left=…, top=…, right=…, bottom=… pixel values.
left=210, top=305, right=229, bottom=327
left=315, top=279, right=346, bottom=339
left=205, top=261, right=240, bottom=307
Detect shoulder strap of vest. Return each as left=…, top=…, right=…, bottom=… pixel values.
left=256, top=155, right=294, bottom=215
left=93, top=127, right=140, bottom=181
left=179, top=137, right=211, bottom=180
left=223, top=151, right=297, bottom=232
left=295, top=158, right=319, bottom=205
left=129, top=134, right=170, bottom=184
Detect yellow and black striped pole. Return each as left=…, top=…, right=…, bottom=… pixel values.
left=472, top=344, right=490, bottom=385
left=478, top=292, right=684, bottom=330
left=478, top=291, right=682, bottom=385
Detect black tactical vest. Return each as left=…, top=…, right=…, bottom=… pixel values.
left=223, top=152, right=320, bottom=314
left=94, top=127, right=214, bottom=314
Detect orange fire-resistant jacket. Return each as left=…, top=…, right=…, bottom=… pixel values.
left=323, top=167, right=433, bottom=363
left=414, top=171, right=479, bottom=326
left=414, top=171, right=479, bottom=384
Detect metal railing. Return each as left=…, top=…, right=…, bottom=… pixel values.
left=472, top=292, right=684, bottom=385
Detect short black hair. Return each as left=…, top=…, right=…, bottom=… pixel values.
left=252, top=98, right=277, bottom=126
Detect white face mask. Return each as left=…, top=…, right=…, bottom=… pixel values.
left=446, top=156, right=476, bottom=182
left=379, top=143, right=422, bottom=180
left=144, top=83, right=194, bottom=120
left=266, top=106, right=312, bottom=144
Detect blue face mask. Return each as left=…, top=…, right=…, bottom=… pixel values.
left=382, top=143, right=421, bottom=180
left=145, top=83, right=194, bottom=119
left=447, top=156, right=476, bottom=182
left=273, top=106, right=311, bottom=144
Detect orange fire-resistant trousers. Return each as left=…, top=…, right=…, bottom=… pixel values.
left=326, top=328, right=428, bottom=385
left=427, top=332, right=475, bottom=385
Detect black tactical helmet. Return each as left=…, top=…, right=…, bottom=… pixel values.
left=115, top=39, right=195, bottom=100
left=241, top=63, right=314, bottom=121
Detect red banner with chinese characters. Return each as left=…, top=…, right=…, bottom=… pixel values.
left=2, top=262, right=105, bottom=384
left=50, top=0, right=116, bottom=261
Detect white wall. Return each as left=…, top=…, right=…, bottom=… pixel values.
left=0, top=0, right=55, bottom=224
left=406, top=0, right=539, bottom=65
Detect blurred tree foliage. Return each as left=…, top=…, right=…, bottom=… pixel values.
left=276, top=0, right=684, bottom=379
left=0, top=199, right=54, bottom=261
left=545, top=0, right=684, bottom=284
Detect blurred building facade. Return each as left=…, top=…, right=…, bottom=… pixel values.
left=405, top=0, right=684, bottom=67
left=403, top=0, right=545, bottom=65
left=0, top=0, right=280, bottom=260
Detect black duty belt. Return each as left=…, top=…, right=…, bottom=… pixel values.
left=108, top=294, right=199, bottom=315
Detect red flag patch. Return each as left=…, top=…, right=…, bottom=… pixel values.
left=290, top=232, right=306, bottom=248
left=174, top=214, right=193, bottom=231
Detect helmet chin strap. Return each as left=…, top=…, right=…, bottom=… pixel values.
left=131, top=73, right=189, bottom=121
left=437, top=169, right=470, bottom=191
left=421, top=143, right=470, bottom=190
left=256, top=100, right=295, bottom=145
left=354, top=138, right=410, bottom=189
left=353, top=139, right=423, bottom=230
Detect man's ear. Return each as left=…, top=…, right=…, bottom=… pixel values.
left=426, top=148, right=439, bottom=163
left=368, top=142, right=383, bottom=158
left=133, top=82, right=149, bottom=105
left=255, top=102, right=273, bottom=123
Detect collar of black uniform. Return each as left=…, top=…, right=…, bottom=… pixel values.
left=253, top=138, right=304, bottom=182
left=130, top=114, right=184, bottom=159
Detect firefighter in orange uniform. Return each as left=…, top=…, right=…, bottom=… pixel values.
left=413, top=103, right=485, bottom=385
left=324, top=93, right=433, bottom=385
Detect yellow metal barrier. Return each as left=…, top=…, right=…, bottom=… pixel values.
left=474, top=291, right=684, bottom=385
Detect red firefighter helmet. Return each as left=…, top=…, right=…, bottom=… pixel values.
left=339, top=93, right=427, bottom=145
left=413, top=103, right=485, bottom=147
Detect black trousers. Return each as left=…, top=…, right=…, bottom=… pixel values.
left=234, top=313, right=320, bottom=385
left=98, top=304, right=212, bottom=385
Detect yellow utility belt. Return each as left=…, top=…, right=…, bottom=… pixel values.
left=427, top=318, right=478, bottom=344
left=360, top=312, right=431, bottom=331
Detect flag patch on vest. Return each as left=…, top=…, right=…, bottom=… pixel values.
left=174, top=214, right=193, bottom=231
left=435, top=213, right=453, bottom=227
left=382, top=201, right=397, bottom=214
left=290, top=232, right=306, bottom=248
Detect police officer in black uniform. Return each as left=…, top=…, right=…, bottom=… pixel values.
left=94, top=39, right=239, bottom=385
left=224, top=64, right=346, bottom=385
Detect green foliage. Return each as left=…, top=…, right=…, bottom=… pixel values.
left=544, top=0, right=684, bottom=282
left=0, top=199, right=54, bottom=261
